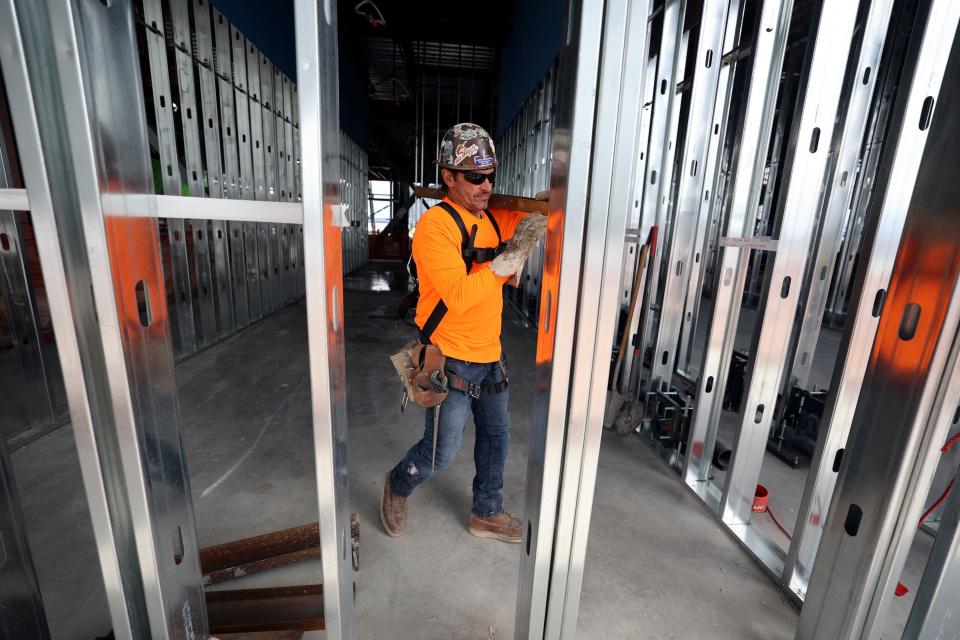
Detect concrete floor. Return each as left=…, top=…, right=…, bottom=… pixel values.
left=14, top=262, right=918, bottom=638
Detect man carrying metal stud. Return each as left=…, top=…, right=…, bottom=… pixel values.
left=380, top=123, right=546, bottom=543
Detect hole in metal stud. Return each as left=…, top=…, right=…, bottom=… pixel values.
left=919, top=97, right=935, bottom=130
left=135, top=281, right=152, bottom=327
left=832, top=448, right=844, bottom=473
left=332, top=286, right=339, bottom=330
left=705, top=376, right=714, bottom=394
left=545, top=291, right=552, bottom=332
left=754, top=405, right=764, bottom=424
left=809, top=127, right=820, bottom=153
left=723, top=268, right=732, bottom=287
left=844, top=504, right=862, bottom=536
left=820, top=265, right=827, bottom=281
left=899, top=303, right=921, bottom=340
left=840, top=171, right=848, bottom=187
left=526, top=521, right=532, bottom=555
left=173, top=525, right=184, bottom=564
left=862, top=66, right=871, bottom=85
left=0, top=234, right=8, bottom=251
left=780, top=276, right=791, bottom=298
left=705, top=49, right=713, bottom=68
left=676, top=260, right=683, bottom=277
left=660, top=79, right=667, bottom=94
left=661, top=351, right=669, bottom=365
left=872, top=289, right=886, bottom=317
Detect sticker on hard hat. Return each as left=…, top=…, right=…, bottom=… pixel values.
left=475, top=155, right=494, bottom=168
left=455, top=142, right=479, bottom=165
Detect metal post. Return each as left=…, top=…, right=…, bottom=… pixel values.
left=718, top=0, right=862, bottom=533
left=231, top=26, right=262, bottom=322
left=543, top=1, right=654, bottom=635
left=620, top=53, right=657, bottom=395
left=636, top=0, right=686, bottom=369
left=648, top=0, right=732, bottom=388
left=797, top=3, right=960, bottom=636
left=0, top=3, right=138, bottom=634
left=788, top=1, right=897, bottom=391
left=189, top=0, right=234, bottom=337
left=293, top=1, right=353, bottom=638
left=682, top=0, right=794, bottom=492
left=10, top=0, right=208, bottom=635
left=166, top=0, right=218, bottom=347
left=675, top=0, right=744, bottom=374
left=786, top=0, right=960, bottom=602
left=212, top=9, right=249, bottom=329
left=514, top=0, right=606, bottom=635
left=141, top=0, right=198, bottom=356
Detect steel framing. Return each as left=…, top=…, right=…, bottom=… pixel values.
left=719, top=0, right=861, bottom=532
left=7, top=0, right=207, bottom=636
left=798, top=2, right=960, bottom=636
left=787, top=0, right=959, bottom=604
left=683, top=0, right=793, bottom=492
left=4, top=0, right=960, bottom=637
left=636, top=0, right=686, bottom=369
left=648, top=0, right=732, bottom=388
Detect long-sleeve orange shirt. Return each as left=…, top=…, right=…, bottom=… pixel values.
left=413, top=198, right=526, bottom=362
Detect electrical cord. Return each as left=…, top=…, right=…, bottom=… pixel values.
left=894, top=432, right=959, bottom=597
left=765, top=505, right=793, bottom=540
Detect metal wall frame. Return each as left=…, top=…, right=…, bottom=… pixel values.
left=786, top=0, right=958, bottom=604
left=141, top=0, right=198, bottom=357
left=798, top=1, right=960, bottom=636
left=636, top=0, right=686, bottom=370
left=675, top=0, right=744, bottom=374
left=648, top=0, right=732, bottom=388
left=683, top=0, right=793, bottom=495
left=8, top=0, right=208, bottom=636
left=293, top=0, right=353, bottom=637
left=785, top=0, right=897, bottom=393
left=718, top=0, right=862, bottom=536
left=514, top=0, right=606, bottom=635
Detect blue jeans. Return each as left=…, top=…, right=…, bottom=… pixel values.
left=389, top=356, right=510, bottom=518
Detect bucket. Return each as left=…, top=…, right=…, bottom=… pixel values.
left=753, top=484, right=769, bottom=513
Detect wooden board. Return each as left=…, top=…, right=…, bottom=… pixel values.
left=413, top=187, right=548, bottom=215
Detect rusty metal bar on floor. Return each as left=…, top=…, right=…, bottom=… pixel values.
left=206, top=585, right=325, bottom=634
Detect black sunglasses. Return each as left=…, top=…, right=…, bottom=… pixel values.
left=455, top=170, right=496, bottom=186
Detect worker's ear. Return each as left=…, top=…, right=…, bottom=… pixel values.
left=440, top=169, right=456, bottom=189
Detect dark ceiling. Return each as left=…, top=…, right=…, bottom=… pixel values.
left=338, top=0, right=515, bottom=182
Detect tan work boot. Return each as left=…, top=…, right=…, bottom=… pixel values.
left=468, top=511, right=522, bottom=543
left=380, top=472, right=407, bottom=537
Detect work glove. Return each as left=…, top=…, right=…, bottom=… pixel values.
left=511, top=214, right=548, bottom=255
left=489, top=215, right=548, bottom=279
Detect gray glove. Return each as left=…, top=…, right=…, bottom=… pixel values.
left=490, top=243, right=529, bottom=278
left=511, top=214, right=547, bottom=255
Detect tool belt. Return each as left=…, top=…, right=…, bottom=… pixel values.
left=446, top=355, right=509, bottom=399
left=390, top=343, right=510, bottom=409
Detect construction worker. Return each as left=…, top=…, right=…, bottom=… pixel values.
left=380, top=123, right=547, bottom=543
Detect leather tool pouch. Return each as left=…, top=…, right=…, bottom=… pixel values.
left=390, top=341, right=449, bottom=408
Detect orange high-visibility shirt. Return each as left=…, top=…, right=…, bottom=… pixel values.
left=413, top=198, right=527, bottom=362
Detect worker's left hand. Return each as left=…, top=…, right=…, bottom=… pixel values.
left=511, top=214, right=548, bottom=255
